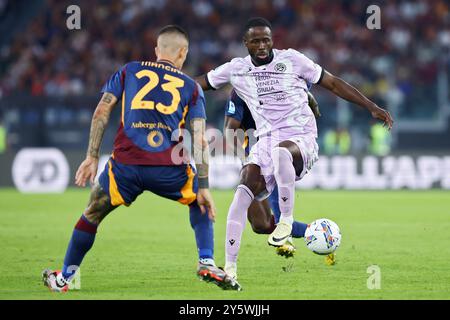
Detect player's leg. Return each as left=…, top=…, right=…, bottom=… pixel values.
left=247, top=198, right=275, bottom=234
left=149, top=165, right=216, bottom=265
left=225, top=163, right=267, bottom=280
left=246, top=187, right=308, bottom=237
left=144, top=164, right=239, bottom=290
left=62, top=183, right=117, bottom=275
left=43, top=183, right=118, bottom=292
left=268, top=186, right=308, bottom=238
left=267, top=187, right=298, bottom=258
left=189, top=199, right=239, bottom=290
left=43, top=158, right=138, bottom=292
left=268, top=141, right=302, bottom=247
left=245, top=192, right=297, bottom=258
left=188, top=199, right=215, bottom=266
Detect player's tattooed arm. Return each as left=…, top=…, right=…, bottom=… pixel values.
left=86, top=92, right=118, bottom=159
left=75, top=92, right=117, bottom=187
left=319, top=70, right=393, bottom=129
left=190, top=117, right=216, bottom=221
left=190, top=117, right=209, bottom=188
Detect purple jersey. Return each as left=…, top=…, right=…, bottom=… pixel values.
left=208, top=49, right=323, bottom=138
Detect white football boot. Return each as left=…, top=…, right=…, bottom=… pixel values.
left=268, top=221, right=292, bottom=247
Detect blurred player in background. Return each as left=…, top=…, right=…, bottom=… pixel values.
left=43, top=25, right=240, bottom=292
left=196, top=17, right=393, bottom=283
left=224, top=89, right=322, bottom=260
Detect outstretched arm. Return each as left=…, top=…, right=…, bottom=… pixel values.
left=195, top=75, right=212, bottom=91
left=319, top=70, right=393, bottom=129
left=75, top=92, right=117, bottom=187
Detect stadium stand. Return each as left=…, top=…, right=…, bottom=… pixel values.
left=0, top=0, right=448, bottom=152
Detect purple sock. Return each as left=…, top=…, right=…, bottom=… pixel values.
left=268, top=186, right=307, bottom=237
left=226, top=184, right=254, bottom=263
left=272, top=147, right=296, bottom=224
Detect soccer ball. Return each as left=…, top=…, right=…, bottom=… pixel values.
left=304, top=218, right=341, bottom=255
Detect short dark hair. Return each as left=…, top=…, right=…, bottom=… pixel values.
left=244, top=17, right=272, bottom=33
left=158, top=25, right=189, bottom=41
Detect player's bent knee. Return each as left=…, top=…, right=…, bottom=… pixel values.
left=272, top=146, right=298, bottom=179
left=240, top=167, right=266, bottom=196
left=271, top=147, right=293, bottom=168
left=274, top=142, right=304, bottom=176
left=250, top=222, right=271, bottom=234
left=83, top=189, right=117, bottom=225
left=82, top=210, right=100, bottom=225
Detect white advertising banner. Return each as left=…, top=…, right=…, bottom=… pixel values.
left=209, top=155, right=450, bottom=190
left=9, top=150, right=450, bottom=191
left=12, top=148, right=70, bottom=193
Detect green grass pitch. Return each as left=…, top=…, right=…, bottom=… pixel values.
left=0, top=188, right=449, bottom=300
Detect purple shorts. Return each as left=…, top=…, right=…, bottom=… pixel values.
left=245, top=131, right=318, bottom=199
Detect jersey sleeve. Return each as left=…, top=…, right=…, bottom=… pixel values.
left=224, top=90, right=245, bottom=123
left=101, top=64, right=127, bottom=99
left=206, top=59, right=235, bottom=89
left=187, top=83, right=207, bottom=122
left=290, top=49, right=324, bottom=85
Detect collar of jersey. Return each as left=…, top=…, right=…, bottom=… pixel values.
left=249, top=49, right=276, bottom=68
left=157, top=59, right=177, bottom=69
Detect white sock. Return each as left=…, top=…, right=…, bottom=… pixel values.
left=225, top=261, right=237, bottom=271
left=280, top=215, right=294, bottom=225
left=199, top=258, right=216, bottom=266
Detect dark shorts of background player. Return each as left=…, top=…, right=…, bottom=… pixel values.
left=98, top=157, right=198, bottom=207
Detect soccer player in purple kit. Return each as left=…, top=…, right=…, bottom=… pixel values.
left=224, top=89, right=321, bottom=259
left=196, top=17, right=393, bottom=285
left=42, top=25, right=239, bottom=292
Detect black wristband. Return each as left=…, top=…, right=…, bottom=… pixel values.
left=205, top=74, right=216, bottom=90
left=316, top=68, right=325, bottom=85
left=198, top=177, right=209, bottom=188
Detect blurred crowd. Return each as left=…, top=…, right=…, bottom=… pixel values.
left=0, top=0, right=449, bottom=120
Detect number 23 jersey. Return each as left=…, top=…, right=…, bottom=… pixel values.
left=101, top=60, right=206, bottom=166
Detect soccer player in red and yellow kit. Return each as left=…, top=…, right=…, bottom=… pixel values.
left=43, top=25, right=240, bottom=292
